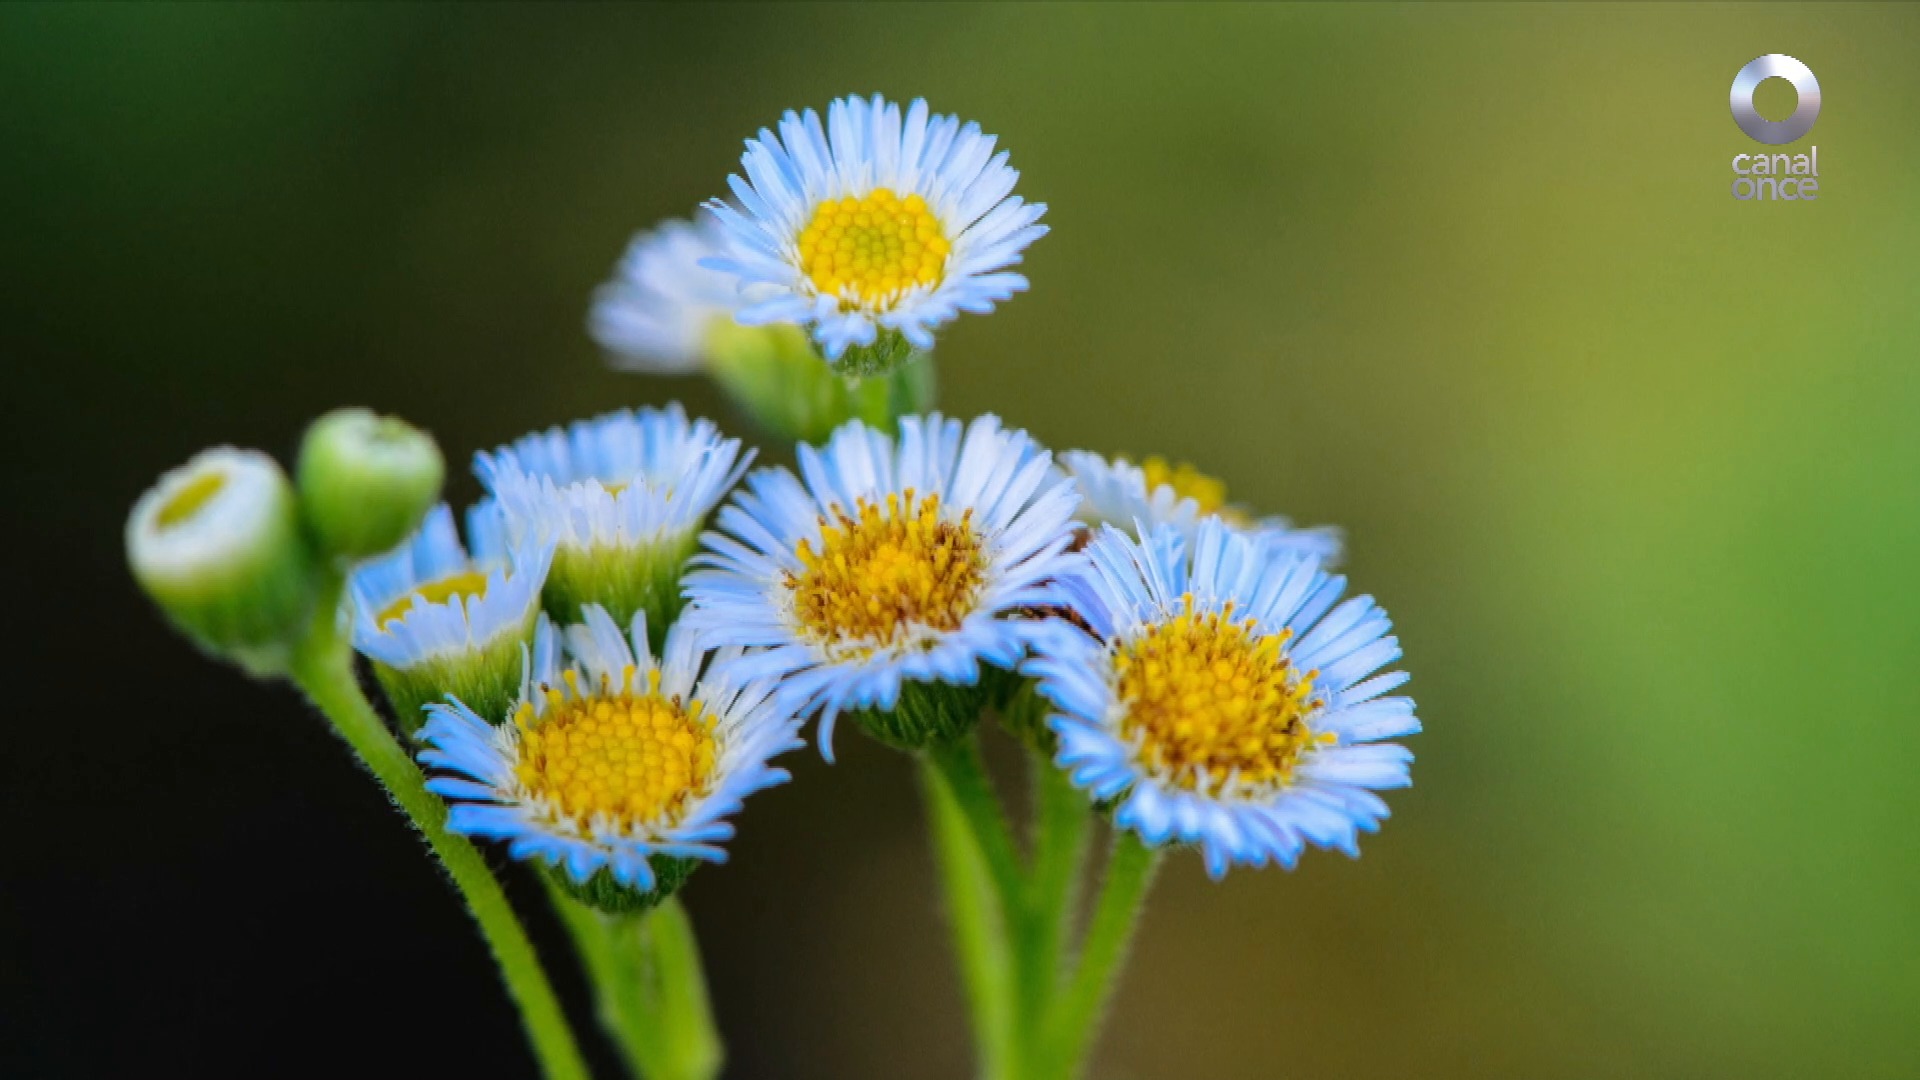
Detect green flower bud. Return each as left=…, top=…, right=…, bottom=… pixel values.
left=706, top=321, right=936, bottom=445
left=126, top=448, right=319, bottom=675
left=296, top=408, right=445, bottom=560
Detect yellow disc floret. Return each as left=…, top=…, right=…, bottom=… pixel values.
left=1137, top=457, right=1249, bottom=524
left=797, top=188, right=949, bottom=310
left=155, top=469, right=228, bottom=528
left=788, top=491, right=985, bottom=655
left=515, top=668, right=718, bottom=831
left=377, top=569, right=492, bottom=628
left=1114, top=596, right=1326, bottom=798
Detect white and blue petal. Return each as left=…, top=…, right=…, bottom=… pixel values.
left=416, top=608, right=804, bottom=887
left=682, top=413, right=1080, bottom=752
left=703, top=94, right=1047, bottom=360
left=475, top=404, right=752, bottom=553
left=1058, top=450, right=1343, bottom=565
left=1027, top=519, right=1418, bottom=878
left=348, top=502, right=554, bottom=670
left=590, top=213, right=748, bottom=375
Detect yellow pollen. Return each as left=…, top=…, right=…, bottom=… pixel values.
left=1114, top=595, right=1325, bottom=796
left=156, top=470, right=227, bottom=528
left=1137, top=456, right=1249, bottom=525
left=377, top=569, right=491, bottom=628
left=797, top=188, right=948, bottom=310
left=515, top=667, right=717, bottom=829
left=787, top=491, right=985, bottom=651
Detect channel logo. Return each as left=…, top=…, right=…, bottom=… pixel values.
left=1729, top=54, right=1821, bottom=201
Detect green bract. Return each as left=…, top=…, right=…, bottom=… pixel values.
left=541, top=528, right=701, bottom=649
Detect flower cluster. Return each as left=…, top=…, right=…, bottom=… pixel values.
left=128, top=91, right=1426, bottom=1080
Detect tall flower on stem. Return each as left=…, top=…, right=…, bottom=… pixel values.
left=419, top=605, right=800, bottom=1080
left=1016, top=518, right=1420, bottom=1075
left=705, top=94, right=1048, bottom=373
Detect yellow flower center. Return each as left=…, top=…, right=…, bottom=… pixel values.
left=1114, top=596, right=1325, bottom=797
left=788, top=491, right=985, bottom=654
left=797, top=188, right=949, bottom=310
left=377, top=569, right=491, bottom=628
left=156, top=470, right=227, bottom=528
left=515, top=669, right=718, bottom=830
left=1136, top=456, right=1250, bottom=524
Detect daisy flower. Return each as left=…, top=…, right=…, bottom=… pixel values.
left=589, top=213, right=743, bottom=375
left=418, top=606, right=803, bottom=902
left=704, top=94, right=1048, bottom=365
left=1060, top=451, right=1343, bottom=563
left=1026, top=519, right=1418, bottom=878
left=476, top=405, right=752, bottom=637
left=681, top=413, right=1080, bottom=756
left=350, top=501, right=554, bottom=731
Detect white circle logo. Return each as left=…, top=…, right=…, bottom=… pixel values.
left=1730, top=54, right=1820, bottom=145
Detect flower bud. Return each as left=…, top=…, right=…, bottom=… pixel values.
left=126, top=448, right=319, bottom=674
left=296, top=408, right=445, bottom=560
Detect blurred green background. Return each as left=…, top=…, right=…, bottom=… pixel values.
left=5, top=4, right=1916, bottom=1078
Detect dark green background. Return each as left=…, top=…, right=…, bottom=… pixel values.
left=5, top=5, right=1915, bottom=1078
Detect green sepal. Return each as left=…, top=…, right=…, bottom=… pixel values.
left=541, top=855, right=701, bottom=916
left=851, top=675, right=995, bottom=752
left=541, top=531, right=700, bottom=653
left=829, top=326, right=926, bottom=379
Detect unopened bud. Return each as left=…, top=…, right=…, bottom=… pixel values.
left=127, top=448, right=318, bottom=674
left=297, top=408, right=445, bottom=560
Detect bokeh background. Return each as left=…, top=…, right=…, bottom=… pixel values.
left=4, top=4, right=1916, bottom=1078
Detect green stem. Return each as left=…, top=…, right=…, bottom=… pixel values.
left=643, top=899, right=723, bottom=1080
left=547, top=882, right=722, bottom=1080
left=920, top=750, right=1018, bottom=1080
left=1015, top=761, right=1093, bottom=1074
left=288, top=576, right=588, bottom=1080
left=927, top=736, right=1025, bottom=908
left=1042, top=833, right=1161, bottom=1080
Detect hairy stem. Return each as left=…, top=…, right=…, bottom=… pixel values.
left=1042, top=832, right=1160, bottom=1080
left=1015, top=760, right=1093, bottom=1074
left=927, top=736, right=1025, bottom=907
left=921, top=748, right=1018, bottom=1080
left=289, top=576, right=588, bottom=1080
left=548, top=882, right=722, bottom=1080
